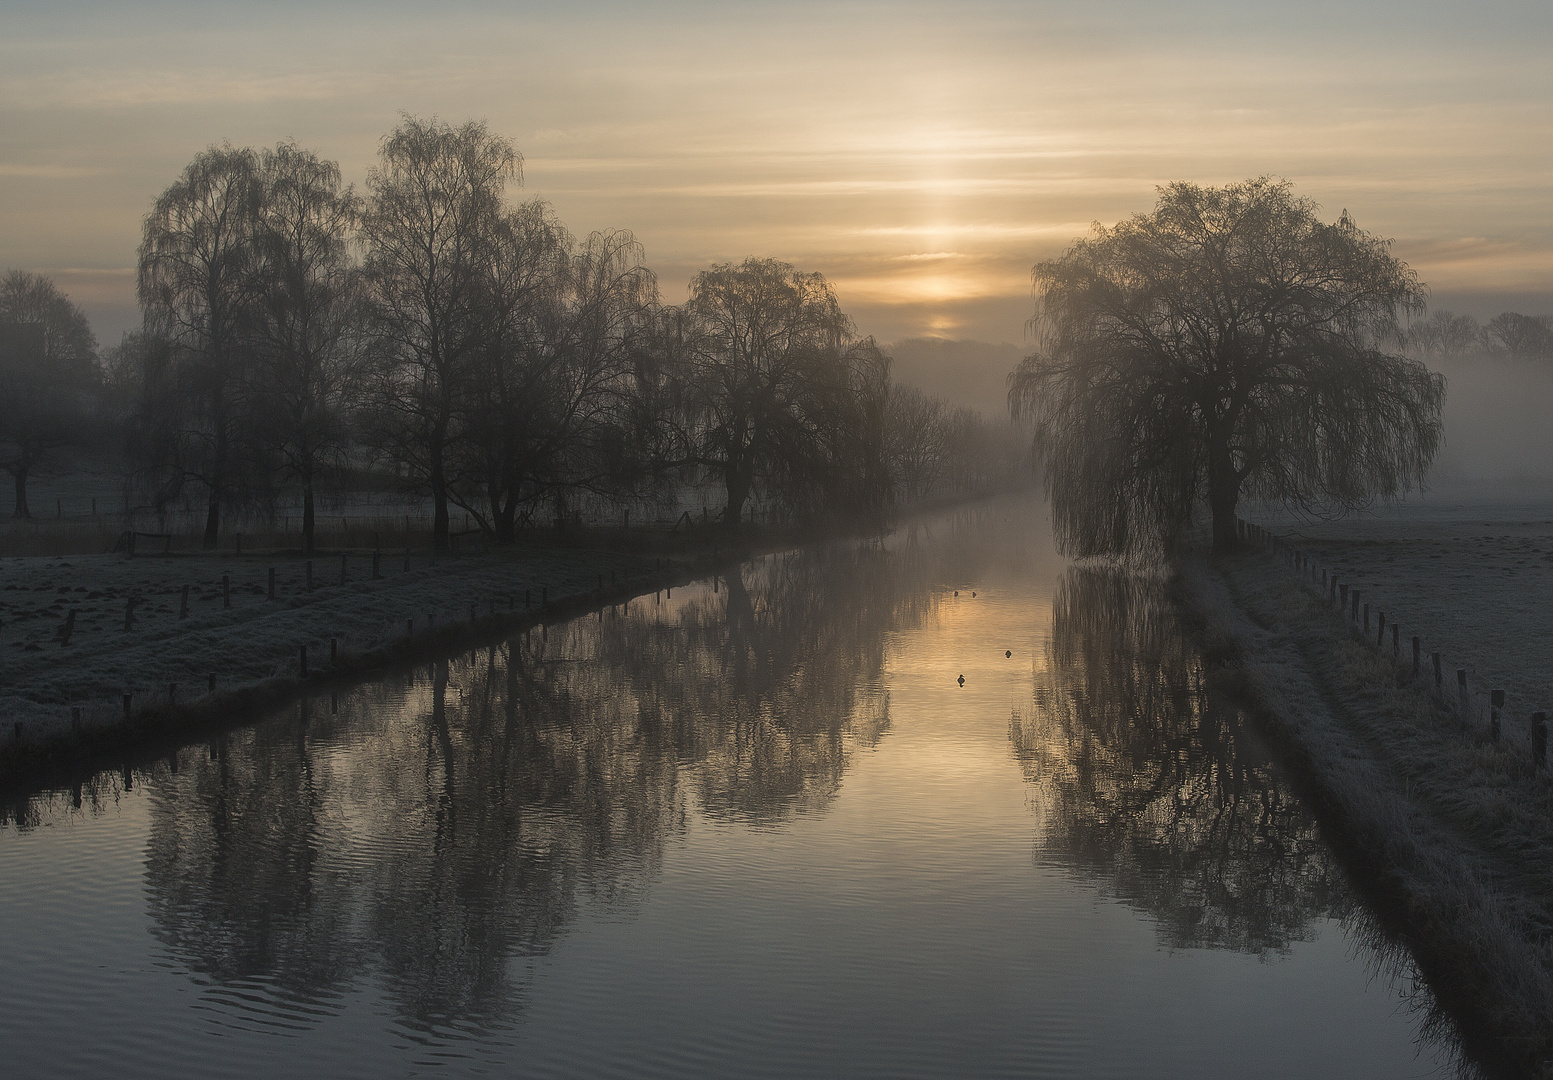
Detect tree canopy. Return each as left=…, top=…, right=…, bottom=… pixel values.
left=0, top=271, right=99, bottom=517
left=1010, top=178, right=1445, bottom=557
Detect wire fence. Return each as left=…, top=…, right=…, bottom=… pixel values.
left=1237, top=516, right=1548, bottom=768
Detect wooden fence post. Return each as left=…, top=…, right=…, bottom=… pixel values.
left=1413, top=636, right=1421, bottom=675
left=1392, top=624, right=1400, bottom=662
left=1351, top=590, right=1361, bottom=623
left=1376, top=611, right=1385, bottom=647
left=269, top=567, right=276, bottom=599
left=1363, top=603, right=1370, bottom=633
left=1458, top=669, right=1471, bottom=726
left=1535, top=712, right=1548, bottom=769
left=1432, top=653, right=1442, bottom=694
left=1491, top=689, right=1504, bottom=742
left=306, top=561, right=313, bottom=593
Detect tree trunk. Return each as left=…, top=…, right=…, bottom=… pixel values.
left=302, top=480, right=315, bottom=556
left=1207, top=441, right=1240, bottom=554
left=724, top=466, right=752, bottom=530
left=11, top=465, right=30, bottom=519
left=431, top=476, right=449, bottom=552
left=494, top=499, right=516, bottom=544
left=203, top=491, right=221, bottom=549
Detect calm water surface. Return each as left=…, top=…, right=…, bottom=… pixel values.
left=1, top=499, right=1457, bottom=1078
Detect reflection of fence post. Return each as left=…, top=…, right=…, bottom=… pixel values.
left=306, top=561, right=313, bottom=593
left=1535, top=712, right=1548, bottom=769
left=1393, top=624, right=1400, bottom=663
left=179, top=585, right=189, bottom=619
left=222, top=575, right=230, bottom=609
left=1413, top=636, right=1421, bottom=675
left=299, top=645, right=308, bottom=679
left=1432, top=653, right=1443, bottom=696
left=1376, top=611, right=1385, bottom=647
left=1491, top=689, right=1504, bottom=742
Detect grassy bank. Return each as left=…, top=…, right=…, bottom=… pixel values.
left=0, top=528, right=762, bottom=793
left=1177, top=546, right=1553, bottom=1077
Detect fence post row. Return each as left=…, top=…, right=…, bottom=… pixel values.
left=1264, top=522, right=1551, bottom=768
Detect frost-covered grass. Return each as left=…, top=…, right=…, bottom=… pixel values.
left=0, top=546, right=661, bottom=743
left=1180, top=541, right=1553, bottom=1078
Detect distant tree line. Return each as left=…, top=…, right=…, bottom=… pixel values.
left=1401, top=308, right=1553, bottom=361
left=4, top=116, right=1021, bottom=535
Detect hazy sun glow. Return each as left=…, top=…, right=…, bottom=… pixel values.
left=1, top=0, right=1549, bottom=346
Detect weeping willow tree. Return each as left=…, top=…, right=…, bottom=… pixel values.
left=1010, top=178, right=1445, bottom=557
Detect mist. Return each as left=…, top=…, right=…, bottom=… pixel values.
left=1426, top=353, right=1553, bottom=492
left=885, top=337, right=1024, bottom=421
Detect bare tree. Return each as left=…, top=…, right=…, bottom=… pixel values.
left=1404, top=308, right=1483, bottom=359
left=0, top=271, right=99, bottom=517
left=249, top=141, right=364, bottom=554
left=1011, top=178, right=1444, bottom=557
left=678, top=258, right=871, bottom=528
left=885, top=384, right=949, bottom=500
left=361, top=116, right=517, bottom=552
left=138, top=145, right=265, bottom=547
left=1483, top=311, right=1553, bottom=360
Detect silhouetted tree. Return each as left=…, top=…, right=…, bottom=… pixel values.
left=1404, top=308, right=1482, bottom=359
left=0, top=271, right=99, bottom=517
left=137, top=145, right=266, bottom=547
left=249, top=141, right=364, bottom=554
left=454, top=224, right=660, bottom=539
left=1483, top=311, right=1553, bottom=360
left=885, top=385, right=949, bottom=500
left=679, top=258, right=884, bottom=528
left=1011, top=178, right=1444, bottom=556
left=361, top=116, right=517, bottom=552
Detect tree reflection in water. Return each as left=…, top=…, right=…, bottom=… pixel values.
left=135, top=539, right=936, bottom=1042
left=1012, top=567, right=1347, bottom=955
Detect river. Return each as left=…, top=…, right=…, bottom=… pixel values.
left=0, top=497, right=1459, bottom=1078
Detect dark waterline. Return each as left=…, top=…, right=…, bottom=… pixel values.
left=1, top=498, right=1458, bottom=1078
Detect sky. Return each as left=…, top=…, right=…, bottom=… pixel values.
left=2, top=0, right=1550, bottom=350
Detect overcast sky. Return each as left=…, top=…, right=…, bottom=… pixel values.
left=3, top=0, right=1550, bottom=348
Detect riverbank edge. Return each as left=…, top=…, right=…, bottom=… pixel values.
left=0, top=548, right=742, bottom=798
left=1173, top=548, right=1553, bottom=1079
